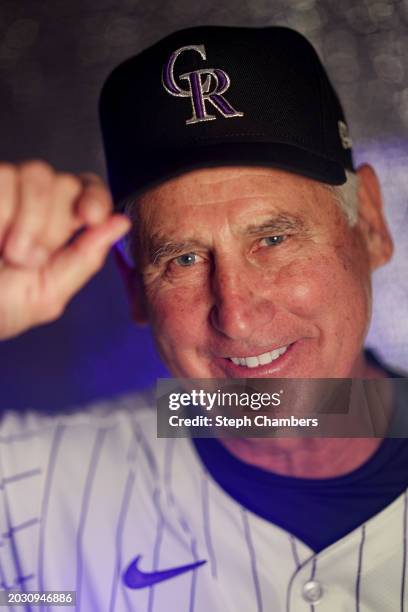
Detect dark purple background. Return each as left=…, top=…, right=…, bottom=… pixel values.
left=0, top=1, right=407, bottom=412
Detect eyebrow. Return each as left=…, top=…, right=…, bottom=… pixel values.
left=245, top=213, right=306, bottom=235
left=148, top=238, right=206, bottom=265
left=147, top=213, right=307, bottom=265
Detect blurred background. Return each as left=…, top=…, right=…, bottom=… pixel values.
left=0, top=0, right=407, bottom=412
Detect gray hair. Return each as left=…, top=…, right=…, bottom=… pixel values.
left=116, top=169, right=360, bottom=267
left=328, top=170, right=360, bottom=226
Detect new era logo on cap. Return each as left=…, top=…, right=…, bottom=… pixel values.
left=338, top=120, right=353, bottom=150
left=99, top=26, right=355, bottom=209
left=162, top=44, right=244, bottom=125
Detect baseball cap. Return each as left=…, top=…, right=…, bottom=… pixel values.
left=99, top=25, right=355, bottom=211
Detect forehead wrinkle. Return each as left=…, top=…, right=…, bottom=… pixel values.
left=148, top=168, right=310, bottom=209
left=188, top=174, right=286, bottom=199
left=139, top=165, right=330, bottom=218
left=188, top=167, right=277, bottom=182
left=145, top=211, right=307, bottom=265
left=137, top=172, right=331, bottom=263
left=173, top=166, right=306, bottom=189
left=183, top=184, right=290, bottom=207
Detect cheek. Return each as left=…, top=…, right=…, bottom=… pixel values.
left=275, top=251, right=370, bottom=325
left=146, top=284, right=209, bottom=344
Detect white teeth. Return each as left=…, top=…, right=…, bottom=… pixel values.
left=246, top=356, right=259, bottom=368
left=258, top=352, right=272, bottom=365
left=230, top=345, right=289, bottom=368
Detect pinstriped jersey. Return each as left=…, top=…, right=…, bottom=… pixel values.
left=0, top=390, right=406, bottom=612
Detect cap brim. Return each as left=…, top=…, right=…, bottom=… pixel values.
left=112, top=141, right=347, bottom=211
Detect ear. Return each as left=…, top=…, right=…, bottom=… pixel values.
left=113, top=247, right=149, bottom=326
left=355, top=164, right=393, bottom=270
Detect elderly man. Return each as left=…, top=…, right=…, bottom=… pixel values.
left=0, top=25, right=405, bottom=612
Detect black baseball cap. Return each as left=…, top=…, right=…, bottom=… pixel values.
left=99, top=25, right=355, bottom=211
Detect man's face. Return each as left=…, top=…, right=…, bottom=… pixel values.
left=131, top=166, right=385, bottom=379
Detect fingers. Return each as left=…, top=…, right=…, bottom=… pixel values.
left=0, top=162, right=114, bottom=269
left=0, top=163, right=17, bottom=251
left=76, top=172, right=113, bottom=226
left=40, top=172, right=84, bottom=249
left=0, top=160, right=131, bottom=339
left=2, top=161, right=57, bottom=266
left=2, top=161, right=55, bottom=266
left=37, top=214, right=131, bottom=318
left=37, top=172, right=113, bottom=254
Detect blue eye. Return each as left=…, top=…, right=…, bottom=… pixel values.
left=174, top=253, right=197, bottom=266
left=263, top=235, right=285, bottom=246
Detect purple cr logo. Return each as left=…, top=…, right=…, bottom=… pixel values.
left=162, top=44, right=244, bottom=125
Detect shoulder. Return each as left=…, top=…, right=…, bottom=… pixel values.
left=0, top=389, right=191, bottom=516
left=0, top=388, right=161, bottom=468
left=0, top=389, right=203, bottom=498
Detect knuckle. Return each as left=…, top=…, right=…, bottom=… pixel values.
left=0, top=163, right=17, bottom=184
left=39, top=231, right=70, bottom=254
left=19, top=162, right=55, bottom=206
left=2, top=239, right=15, bottom=260
left=56, top=173, right=81, bottom=195
left=3, top=217, right=47, bottom=259
left=81, top=172, right=101, bottom=183
left=0, top=166, right=16, bottom=223
left=19, top=159, right=54, bottom=181
left=85, top=183, right=111, bottom=204
left=2, top=234, right=31, bottom=262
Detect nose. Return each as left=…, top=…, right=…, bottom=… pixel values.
left=209, top=259, right=275, bottom=340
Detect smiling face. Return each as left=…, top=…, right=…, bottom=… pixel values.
left=126, top=165, right=393, bottom=379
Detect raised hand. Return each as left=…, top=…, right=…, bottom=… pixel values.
left=0, top=160, right=131, bottom=340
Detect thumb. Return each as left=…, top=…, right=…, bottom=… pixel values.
left=43, top=214, right=131, bottom=305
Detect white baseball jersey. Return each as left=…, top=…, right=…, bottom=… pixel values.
left=0, top=390, right=406, bottom=611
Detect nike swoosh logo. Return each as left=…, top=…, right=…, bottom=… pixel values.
left=123, top=555, right=207, bottom=589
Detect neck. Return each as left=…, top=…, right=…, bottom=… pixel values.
left=220, top=353, right=392, bottom=479
left=219, top=437, right=383, bottom=478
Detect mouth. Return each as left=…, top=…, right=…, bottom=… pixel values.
left=215, top=342, right=297, bottom=378
left=228, top=345, right=289, bottom=368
